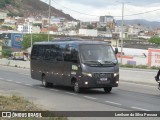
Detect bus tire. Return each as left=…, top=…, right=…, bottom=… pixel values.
left=73, top=81, right=81, bottom=93
left=42, top=75, right=49, bottom=87
left=104, top=87, right=112, bottom=93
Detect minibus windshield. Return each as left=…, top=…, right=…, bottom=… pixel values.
left=79, top=44, right=117, bottom=65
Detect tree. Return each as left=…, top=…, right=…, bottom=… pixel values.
left=22, top=34, right=53, bottom=49
left=87, top=24, right=93, bottom=29
left=5, top=0, right=12, bottom=4
left=1, top=25, right=14, bottom=30
left=148, top=36, right=160, bottom=45
left=76, top=22, right=80, bottom=30
left=0, top=0, right=5, bottom=8
left=98, top=26, right=106, bottom=31
left=33, top=23, right=42, bottom=28
left=2, top=49, right=12, bottom=58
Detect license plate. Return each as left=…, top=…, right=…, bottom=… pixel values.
left=100, top=78, right=108, bottom=81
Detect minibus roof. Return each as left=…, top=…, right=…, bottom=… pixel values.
left=34, top=38, right=110, bottom=45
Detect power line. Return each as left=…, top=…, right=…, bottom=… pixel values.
left=52, top=0, right=99, bottom=17
left=43, top=0, right=49, bottom=3
left=115, top=8, right=160, bottom=17
left=51, top=0, right=160, bottom=18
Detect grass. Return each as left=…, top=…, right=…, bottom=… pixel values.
left=0, top=95, right=67, bottom=120
left=119, top=64, right=159, bottom=70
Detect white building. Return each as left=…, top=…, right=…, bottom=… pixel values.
left=32, top=26, right=41, bottom=33
left=79, top=29, right=98, bottom=37
left=0, top=12, right=7, bottom=20
left=17, top=23, right=41, bottom=33
left=17, top=25, right=23, bottom=32
left=4, top=17, right=16, bottom=24
left=100, top=15, right=114, bottom=23
left=17, top=23, right=32, bottom=33
left=64, top=21, right=78, bottom=29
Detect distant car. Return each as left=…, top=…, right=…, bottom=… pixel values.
left=9, top=52, right=29, bottom=61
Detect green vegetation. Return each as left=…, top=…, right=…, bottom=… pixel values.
left=1, top=49, right=12, bottom=58
left=98, top=26, right=106, bottom=31
left=33, top=23, right=42, bottom=28
left=76, top=22, right=80, bottom=30
left=119, top=64, right=159, bottom=70
left=8, top=12, right=24, bottom=17
left=148, top=36, right=160, bottom=45
left=0, top=95, right=67, bottom=120
left=0, top=0, right=13, bottom=8
left=0, top=95, right=39, bottom=111
left=87, top=24, right=94, bottom=29
left=22, top=34, right=53, bottom=49
left=5, top=0, right=12, bottom=4
left=1, top=25, right=14, bottom=30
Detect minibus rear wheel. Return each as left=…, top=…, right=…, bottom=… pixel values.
left=73, top=81, right=81, bottom=93
left=104, top=87, right=112, bottom=93
left=42, top=75, right=49, bottom=87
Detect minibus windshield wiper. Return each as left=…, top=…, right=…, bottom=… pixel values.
left=84, top=60, right=117, bottom=66
left=84, top=60, right=102, bottom=65
left=103, top=61, right=117, bottom=65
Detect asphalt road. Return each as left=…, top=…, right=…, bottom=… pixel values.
left=0, top=66, right=160, bottom=120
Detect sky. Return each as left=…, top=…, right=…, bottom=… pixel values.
left=40, top=0, right=160, bottom=22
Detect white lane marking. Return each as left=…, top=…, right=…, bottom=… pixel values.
left=121, top=81, right=155, bottom=88
left=19, top=73, right=30, bottom=76
left=65, top=92, right=77, bottom=95
left=131, top=106, right=150, bottom=111
left=37, top=86, right=45, bottom=89
left=25, top=84, right=32, bottom=86
left=0, top=78, right=14, bottom=82
left=15, top=82, right=22, bottom=84
left=105, top=101, right=122, bottom=106
left=3, top=79, right=13, bottom=82
left=84, top=96, right=97, bottom=100
left=49, top=89, right=59, bottom=92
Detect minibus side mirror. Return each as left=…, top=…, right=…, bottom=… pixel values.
left=115, top=48, right=118, bottom=54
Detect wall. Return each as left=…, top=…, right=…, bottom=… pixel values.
left=116, top=47, right=160, bottom=66
left=79, top=29, right=98, bottom=37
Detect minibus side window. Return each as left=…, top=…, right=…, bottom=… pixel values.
left=44, top=49, right=50, bottom=60
left=71, top=45, right=78, bottom=63
left=31, top=45, right=39, bottom=60
left=38, top=45, right=46, bottom=59
left=63, top=44, right=78, bottom=63
left=50, top=45, right=63, bottom=61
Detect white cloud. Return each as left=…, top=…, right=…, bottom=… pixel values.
left=41, top=0, right=160, bottom=22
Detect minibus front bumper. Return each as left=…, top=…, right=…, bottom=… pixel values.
left=79, top=72, right=119, bottom=88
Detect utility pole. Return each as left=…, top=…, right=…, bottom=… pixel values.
left=29, top=22, right=33, bottom=48
left=120, top=2, right=124, bottom=64
left=48, top=0, right=51, bottom=42
left=31, top=25, right=33, bottom=48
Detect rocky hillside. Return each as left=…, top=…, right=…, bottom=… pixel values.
left=0, top=0, right=76, bottom=21
left=116, top=19, right=160, bottom=29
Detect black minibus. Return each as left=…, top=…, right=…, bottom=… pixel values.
left=31, top=38, right=119, bottom=93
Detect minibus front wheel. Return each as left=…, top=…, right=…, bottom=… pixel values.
left=42, top=75, right=49, bottom=87
left=104, top=87, right=112, bottom=93
left=73, top=81, right=81, bottom=93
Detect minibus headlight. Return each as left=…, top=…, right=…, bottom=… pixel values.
left=114, top=73, right=119, bottom=77
left=82, top=72, right=92, bottom=77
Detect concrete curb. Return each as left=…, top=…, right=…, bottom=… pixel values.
left=120, top=79, right=157, bottom=86
left=0, top=58, right=30, bottom=69
left=0, top=59, right=158, bottom=86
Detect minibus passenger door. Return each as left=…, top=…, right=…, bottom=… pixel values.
left=63, top=44, right=79, bottom=86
